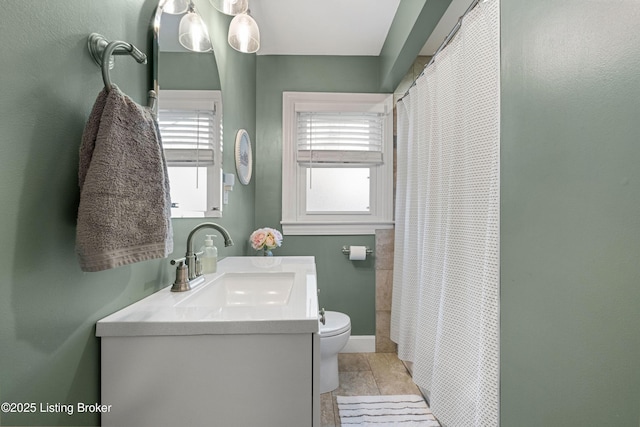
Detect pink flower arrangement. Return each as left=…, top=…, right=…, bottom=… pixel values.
left=249, top=227, right=283, bottom=253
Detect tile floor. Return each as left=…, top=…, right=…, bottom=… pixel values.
left=321, top=352, right=433, bottom=427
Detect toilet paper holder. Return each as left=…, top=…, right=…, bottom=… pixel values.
left=341, top=246, right=373, bottom=256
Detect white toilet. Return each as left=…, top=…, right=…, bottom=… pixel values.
left=319, top=311, right=351, bottom=393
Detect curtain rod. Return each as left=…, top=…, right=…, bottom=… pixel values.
left=397, top=0, right=481, bottom=103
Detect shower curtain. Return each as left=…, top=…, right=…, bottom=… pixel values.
left=391, top=0, right=500, bottom=426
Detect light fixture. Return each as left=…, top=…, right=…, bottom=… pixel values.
left=228, top=10, right=260, bottom=53
left=178, top=2, right=213, bottom=52
left=160, top=0, right=189, bottom=14
left=209, top=0, right=248, bottom=15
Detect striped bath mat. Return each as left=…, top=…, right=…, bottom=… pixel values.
left=337, top=394, right=440, bottom=426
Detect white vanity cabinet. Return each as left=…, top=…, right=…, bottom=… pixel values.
left=97, top=257, right=320, bottom=427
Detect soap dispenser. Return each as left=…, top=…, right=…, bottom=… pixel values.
left=200, top=234, right=218, bottom=274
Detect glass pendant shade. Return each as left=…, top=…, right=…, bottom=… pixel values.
left=209, top=0, right=248, bottom=15
left=228, top=13, right=260, bottom=53
left=161, top=0, right=189, bottom=14
left=179, top=8, right=213, bottom=52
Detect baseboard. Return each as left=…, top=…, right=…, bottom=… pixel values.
left=341, top=335, right=376, bottom=353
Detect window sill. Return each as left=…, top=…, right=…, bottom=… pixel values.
left=281, top=221, right=394, bottom=236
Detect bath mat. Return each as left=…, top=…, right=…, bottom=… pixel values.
left=337, top=394, right=440, bottom=426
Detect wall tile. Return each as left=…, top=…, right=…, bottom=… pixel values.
left=375, top=229, right=395, bottom=270
left=376, top=310, right=397, bottom=353
left=375, top=229, right=395, bottom=352
left=376, top=269, right=393, bottom=311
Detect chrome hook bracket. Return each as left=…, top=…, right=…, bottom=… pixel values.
left=88, top=33, right=147, bottom=68
left=87, top=33, right=148, bottom=92
left=88, top=33, right=115, bottom=70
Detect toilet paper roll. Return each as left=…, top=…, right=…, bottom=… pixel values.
left=349, top=246, right=367, bottom=261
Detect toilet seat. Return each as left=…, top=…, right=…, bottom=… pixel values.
left=320, top=311, right=351, bottom=337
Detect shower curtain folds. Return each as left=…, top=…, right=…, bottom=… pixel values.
left=390, top=0, right=500, bottom=426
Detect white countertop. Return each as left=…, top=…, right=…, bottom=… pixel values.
left=96, top=256, right=319, bottom=337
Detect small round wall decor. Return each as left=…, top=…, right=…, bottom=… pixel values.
left=234, top=129, right=253, bottom=185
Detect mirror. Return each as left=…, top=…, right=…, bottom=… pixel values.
left=153, top=2, right=224, bottom=218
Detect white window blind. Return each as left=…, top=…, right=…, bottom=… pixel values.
left=158, top=108, right=216, bottom=166
left=296, top=112, right=384, bottom=165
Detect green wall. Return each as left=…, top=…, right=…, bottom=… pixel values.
left=378, top=0, right=452, bottom=91
left=500, top=1, right=640, bottom=425
left=275, top=236, right=376, bottom=336
left=159, top=51, right=221, bottom=90
left=255, top=56, right=382, bottom=335
left=0, top=1, right=255, bottom=425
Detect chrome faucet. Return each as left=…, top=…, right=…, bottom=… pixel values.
left=170, top=222, right=234, bottom=292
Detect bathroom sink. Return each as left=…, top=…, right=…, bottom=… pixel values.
left=95, top=256, right=319, bottom=336
left=177, top=272, right=295, bottom=308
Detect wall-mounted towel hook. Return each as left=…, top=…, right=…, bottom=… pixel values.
left=87, top=33, right=156, bottom=109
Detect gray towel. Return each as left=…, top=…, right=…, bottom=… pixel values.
left=76, top=86, right=173, bottom=272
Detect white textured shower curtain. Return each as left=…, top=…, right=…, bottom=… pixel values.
left=391, top=0, right=500, bottom=426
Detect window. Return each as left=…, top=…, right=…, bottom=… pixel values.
left=158, top=90, right=223, bottom=218
left=282, top=92, right=394, bottom=235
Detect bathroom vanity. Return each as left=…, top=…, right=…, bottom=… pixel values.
left=96, top=256, right=320, bottom=427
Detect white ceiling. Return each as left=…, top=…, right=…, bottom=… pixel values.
left=249, top=0, right=401, bottom=56
left=249, top=0, right=472, bottom=57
